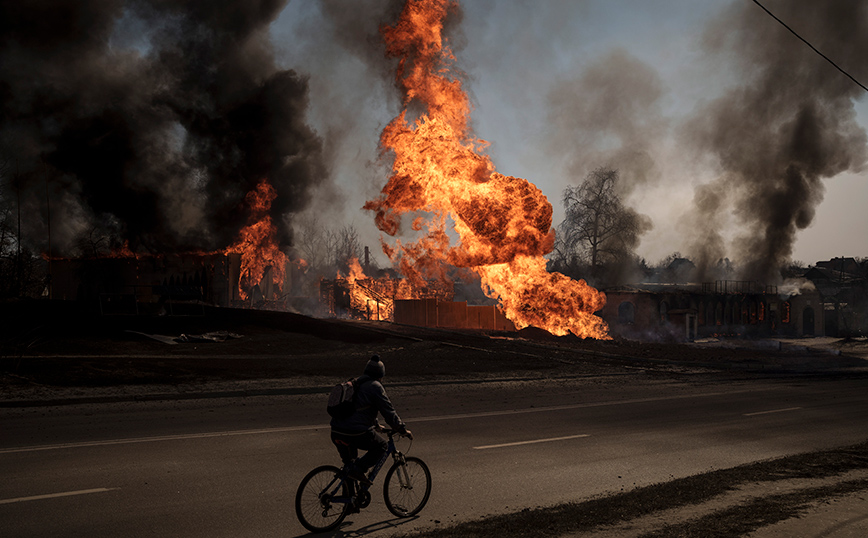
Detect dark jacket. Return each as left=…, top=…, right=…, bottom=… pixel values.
left=330, top=374, right=406, bottom=434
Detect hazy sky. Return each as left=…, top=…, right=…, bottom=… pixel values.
left=272, top=0, right=868, bottom=268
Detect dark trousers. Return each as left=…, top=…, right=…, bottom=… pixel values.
left=331, top=430, right=387, bottom=473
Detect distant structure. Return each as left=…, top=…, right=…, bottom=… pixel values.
left=319, top=276, right=515, bottom=331
left=591, top=255, right=868, bottom=341
left=46, top=251, right=864, bottom=340
left=597, top=280, right=823, bottom=342
left=804, top=257, right=868, bottom=336
left=50, top=253, right=293, bottom=314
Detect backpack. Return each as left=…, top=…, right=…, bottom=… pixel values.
left=327, top=378, right=358, bottom=419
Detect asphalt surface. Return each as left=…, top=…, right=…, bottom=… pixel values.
left=3, top=304, right=868, bottom=536
left=3, top=372, right=868, bottom=537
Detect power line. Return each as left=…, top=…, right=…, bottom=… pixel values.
left=751, top=0, right=868, bottom=93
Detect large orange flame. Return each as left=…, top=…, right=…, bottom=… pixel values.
left=364, top=0, right=608, bottom=338
left=225, top=179, right=287, bottom=301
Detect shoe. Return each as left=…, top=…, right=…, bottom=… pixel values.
left=347, top=469, right=372, bottom=486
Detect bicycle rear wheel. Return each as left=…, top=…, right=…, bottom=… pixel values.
left=383, top=456, right=431, bottom=517
left=295, top=465, right=350, bottom=533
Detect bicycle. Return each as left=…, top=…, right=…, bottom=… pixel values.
left=295, top=428, right=432, bottom=533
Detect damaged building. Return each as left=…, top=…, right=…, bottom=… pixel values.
left=804, top=257, right=868, bottom=336
left=50, top=253, right=293, bottom=314
left=598, top=280, right=824, bottom=341
left=319, top=275, right=515, bottom=331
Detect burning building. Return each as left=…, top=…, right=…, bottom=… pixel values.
left=50, top=251, right=292, bottom=315
left=46, top=177, right=297, bottom=314
left=0, top=2, right=327, bottom=305
left=319, top=269, right=453, bottom=322
left=319, top=266, right=515, bottom=331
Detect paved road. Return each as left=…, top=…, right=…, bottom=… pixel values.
left=2, top=373, right=867, bottom=537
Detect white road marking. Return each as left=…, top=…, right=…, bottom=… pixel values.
left=0, top=488, right=117, bottom=505
left=473, top=434, right=590, bottom=450
left=743, top=407, right=803, bottom=417
left=0, top=388, right=763, bottom=454
left=0, top=425, right=324, bottom=454
left=410, top=390, right=756, bottom=423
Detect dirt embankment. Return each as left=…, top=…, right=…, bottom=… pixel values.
left=2, top=299, right=866, bottom=394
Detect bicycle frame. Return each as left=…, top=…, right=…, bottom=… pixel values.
left=320, top=430, right=407, bottom=508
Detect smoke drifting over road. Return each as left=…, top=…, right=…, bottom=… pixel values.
left=681, top=0, right=868, bottom=283
left=0, top=0, right=326, bottom=256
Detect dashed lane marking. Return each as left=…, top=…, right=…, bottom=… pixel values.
left=0, top=426, right=322, bottom=454
left=0, top=488, right=118, bottom=505
left=473, top=434, right=590, bottom=450
left=743, top=407, right=803, bottom=417
left=0, top=389, right=766, bottom=454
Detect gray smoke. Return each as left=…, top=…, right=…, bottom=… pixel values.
left=544, top=48, right=661, bottom=284
left=546, top=48, right=668, bottom=199
left=0, top=0, right=327, bottom=256
left=269, top=0, right=408, bottom=250
left=681, top=0, right=868, bottom=284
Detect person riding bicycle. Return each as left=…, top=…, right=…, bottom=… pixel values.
left=330, top=354, right=412, bottom=486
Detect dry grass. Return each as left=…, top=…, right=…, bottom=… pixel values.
left=393, top=442, right=868, bottom=538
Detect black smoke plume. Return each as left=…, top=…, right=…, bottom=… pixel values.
left=0, top=0, right=326, bottom=256
left=681, top=0, right=868, bottom=284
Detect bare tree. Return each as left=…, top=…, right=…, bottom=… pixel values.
left=335, top=225, right=362, bottom=271
left=321, top=228, right=337, bottom=268
left=559, top=167, right=651, bottom=281
left=0, top=154, right=22, bottom=297
left=547, top=230, right=587, bottom=277
left=294, top=215, right=328, bottom=271
left=292, top=218, right=369, bottom=293
left=0, top=161, right=46, bottom=298
left=73, top=226, right=112, bottom=258
left=0, top=156, right=12, bottom=260
left=0, top=205, right=12, bottom=258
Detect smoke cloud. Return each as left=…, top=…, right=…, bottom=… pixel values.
left=680, top=0, right=868, bottom=284
left=266, top=0, right=408, bottom=258
left=543, top=48, right=662, bottom=284
left=0, top=0, right=327, bottom=256
left=546, top=47, right=668, bottom=198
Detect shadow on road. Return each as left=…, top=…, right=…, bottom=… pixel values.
left=294, top=515, right=420, bottom=538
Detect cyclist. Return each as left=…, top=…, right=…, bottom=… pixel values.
left=330, top=354, right=413, bottom=487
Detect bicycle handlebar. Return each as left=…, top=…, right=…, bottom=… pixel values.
left=378, top=427, right=412, bottom=440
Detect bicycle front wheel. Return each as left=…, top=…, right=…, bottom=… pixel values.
left=295, top=465, right=349, bottom=533
left=383, top=456, right=431, bottom=517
